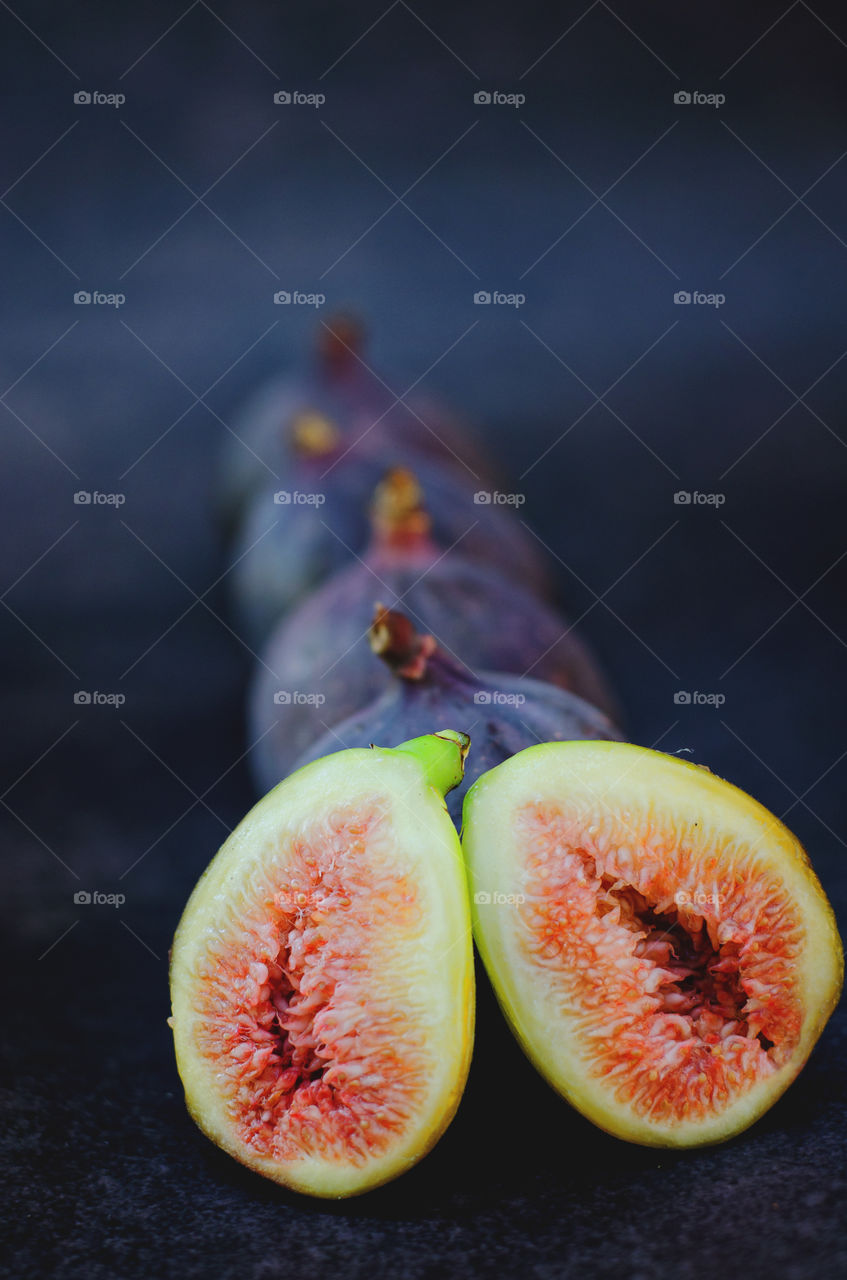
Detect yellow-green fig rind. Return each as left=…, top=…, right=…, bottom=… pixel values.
left=171, top=735, right=474, bottom=1197
left=462, top=739, right=842, bottom=1148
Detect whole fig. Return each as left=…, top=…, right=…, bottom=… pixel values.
left=287, top=606, right=622, bottom=822
left=248, top=481, right=617, bottom=788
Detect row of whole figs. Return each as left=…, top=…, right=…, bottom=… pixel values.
left=218, top=314, right=622, bottom=819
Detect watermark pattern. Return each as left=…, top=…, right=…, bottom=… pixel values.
left=74, top=890, right=126, bottom=907
left=674, top=889, right=722, bottom=908
left=474, top=891, right=526, bottom=905
left=272, top=888, right=311, bottom=911
left=273, top=90, right=325, bottom=107
left=273, top=290, right=325, bottom=306
left=674, top=91, right=725, bottom=108
left=474, top=489, right=525, bottom=506
left=74, top=490, right=126, bottom=505
left=273, top=490, right=326, bottom=506
left=74, top=691, right=126, bottom=706
left=673, top=490, right=725, bottom=506
left=273, top=690, right=326, bottom=706
left=673, top=290, right=725, bottom=307
left=474, top=690, right=526, bottom=706
left=674, top=690, right=725, bottom=707
left=474, top=90, right=525, bottom=108
left=74, top=90, right=125, bottom=107
left=74, top=290, right=126, bottom=307
left=474, top=290, right=526, bottom=307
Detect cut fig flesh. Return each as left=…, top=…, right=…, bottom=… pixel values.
left=463, top=741, right=843, bottom=1146
left=170, top=732, right=474, bottom=1197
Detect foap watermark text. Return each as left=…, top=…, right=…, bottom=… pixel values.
left=474, top=891, right=526, bottom=906
left=274, top=90, right=325, bottom=107
left=474, top=90, right=525, bottom=107
left=74, top=290, right=125, bottom=307
left=674, top=889, right=722, bottom=907
left=474, top=490, right=525, bottom=506
left=674, top=490, right=724, bottom=506
left=74, top=490, right=125, bottom=506
left=274, top=490, right=325, bottom=505
left=74, top=890, right=125, bottom=907
left=674, top=290, right=725, bottom=308
left=674, top=691, right=725, bottom=707
left=474, top=290, right=525, bottom=307
left=74, top=691, right=126, bottom=707
left=674, top=90, right=725, bottom=108
left=474, top=691, right=526, bottom=706
left=274, top=291, right=325, bottom=307
left=74, top=90, right=125, bottom=107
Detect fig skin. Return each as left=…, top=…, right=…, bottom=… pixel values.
left=170, top=731, right=474, bottom=1198
left=248, top=491, right=617, bottom=791
left=217, top=313, right=493, bottom=528
left=230, top=462, right=553, bottom=647
left=287, top=607, right=622, bottom=824
left=462, top=740, right=844, bottom=1148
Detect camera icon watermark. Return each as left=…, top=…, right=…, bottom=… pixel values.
left=273, top=290, right=325, bottom=307
left=673, top=690, right=725, bottom=707
left=473, top=89, right=525, bottom=107
left=473, top=890, right=526, bottom=905
left=674, top=90, right=725, bottom=108
left=273, top=490, right=326, bottom=506
left=74, top=290, right=125, bottom=308
left=473, top=690, right=526, bottom=707
left=273, top=690, right=326, bottom=706
left=74, top=889, right=126, bottom=907
left=674, top=888, right=722, bottom=907
left=473, top=490, right=525, bottom=507
left=473, top=290, right=525, bottom=307
left=74, top=90, right=125, bottom=107
left=74, top=690, right=126, bottom=707
left=673, top=490, right=725, bottom=507
left=74, top=490, right=126, bottom=506
left=674, top=289, right=725, bottom=308
left=273, top=90, right=325, bottom=107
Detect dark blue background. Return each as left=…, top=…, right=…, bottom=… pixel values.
left=2, top=2, right=846, bottom=1276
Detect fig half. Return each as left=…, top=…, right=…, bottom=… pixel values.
left=170, top=730, right=474, bottom=1197
left=463, top=740, right=842, bottom=1146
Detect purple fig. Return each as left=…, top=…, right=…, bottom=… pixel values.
left=248, top=478, right=618, bottom=787
left=285, top=606, right=622, bottom=821
left=230, top=463, right=553, bottom=646
left=217, top=313, right=492, bottom=525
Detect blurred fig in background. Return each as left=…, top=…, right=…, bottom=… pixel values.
left=230, top=464, right=553, bottom=647
left=247, top=475, right=617, bottom=787
left=217, top=312, right=493, bottom=529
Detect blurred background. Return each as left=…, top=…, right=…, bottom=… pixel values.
left=3, top=2, right=846, bottom=1275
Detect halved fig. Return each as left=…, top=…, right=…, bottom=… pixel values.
left=170, top=731, right=474, bottom=1197
left=463, top=740, right=842, bottom=1147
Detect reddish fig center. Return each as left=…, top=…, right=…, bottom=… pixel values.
left=516, top=802, right=804, bottom=1122
left=600, top=879, right=773, bottom=1049
left=194, top=801, right=430, bottom=1164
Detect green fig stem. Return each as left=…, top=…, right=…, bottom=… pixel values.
left=392, top=730, right=470, bottom=797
